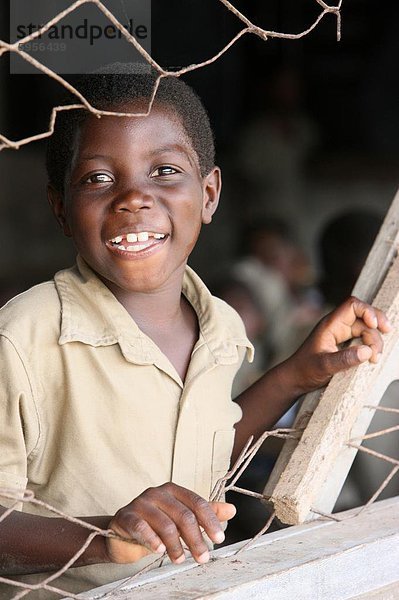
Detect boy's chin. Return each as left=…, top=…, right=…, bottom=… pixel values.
left=102, top=265, right=187, bottom=295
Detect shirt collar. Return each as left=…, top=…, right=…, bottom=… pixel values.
left=182, top=267, right=254, bottom=365
left=55, top=256, right=253, bottom=366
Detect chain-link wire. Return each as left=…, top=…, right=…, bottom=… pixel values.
left=0, top=0, right=342, bottom=150
left=3, top=2, right=384, bottom=598
left=1, top=405, right=398, bottom=598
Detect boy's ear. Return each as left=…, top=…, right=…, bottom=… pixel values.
left=202, top=167, right=221, bottom=225
left=47, top=185, right=72, bottom=237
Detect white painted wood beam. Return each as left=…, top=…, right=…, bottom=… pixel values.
left=77, top=497, right=399, bottom=600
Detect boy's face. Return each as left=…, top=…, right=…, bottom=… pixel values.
left=49, top=104, right=221, bottom=294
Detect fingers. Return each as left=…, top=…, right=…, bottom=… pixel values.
left=315, top=340, right=383, bottom=381
left=313, top=298, right=390, bottom=360
left=350, top=319, right=384, bottom=362
left=119, top=499, right=199, bottom=565
left=282, top=297, right=390, bottom=395
left=149, top=495, right=212, bottom=564
left=210, top=501, right=237, bottom=523
left=331, top=297, right=391, bottom=336
left=351, top=300, right=391, bottom=334
left=106, top=520, right=162, bottom=564
left=333, top=296, right=391, bottom=363
left=107, top=484, right=236, bottom=567
left=150, top=488, right=234, bottom=563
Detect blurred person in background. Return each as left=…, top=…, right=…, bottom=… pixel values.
left=212, top=274, right=279, bottom=543
left=235, top=66, right=318, bottom=224
left=216, top=218, right=323, bottom=542
left=212, top=277, right=267, bottom=398
left=233, top=218, right=323, bottom=369
left=318, top=210, right=382, bottom=308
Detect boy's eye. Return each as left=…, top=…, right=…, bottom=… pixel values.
left=151, top=166, right=179, bottom=177
left=83, top=173, right=113, bottom=184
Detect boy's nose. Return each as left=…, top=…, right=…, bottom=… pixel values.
left=112, top=188, right=154, bottom=212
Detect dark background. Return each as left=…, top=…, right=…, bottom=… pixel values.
left=1, top=0, right=399, bottom=541
left=0, top=0, right=398, bottom=296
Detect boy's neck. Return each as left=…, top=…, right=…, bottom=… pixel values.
left=103, top=268, right=199, bottom=381
left=107, top=276, right=186, bottom=330
left=119, top=289, right=185, bottom=330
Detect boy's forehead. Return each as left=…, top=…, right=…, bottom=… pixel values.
left=75, top=101, right=199, bottom=163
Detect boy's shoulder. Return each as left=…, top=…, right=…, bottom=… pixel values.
left=184, top=267, right=250, bottom=342
left=211, top=295, right=248, bottom=335
left=208, top=295, right=254, bottom=363
left=0, top=279, right=61, bottom=344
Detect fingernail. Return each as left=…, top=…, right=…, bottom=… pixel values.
left=371, top=316, right=378, bottom=328
left=174, top=554, right=185, bottom=564
left=197, top=551, right=210, bottom=564
left=214, top=531, right=225, bottom=544
left=357, top=346, right=371, bottom=362
left=155, top=543, right=166, bottom=554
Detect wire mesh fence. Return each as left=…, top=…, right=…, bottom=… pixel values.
left=1, top=403, right=398, bottom=598
left=0, top=0, right=342, bottom=150
left=4, top=1, right=397, bottom=599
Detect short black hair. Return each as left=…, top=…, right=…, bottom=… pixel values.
left=46, top=64, right=215, bottom=193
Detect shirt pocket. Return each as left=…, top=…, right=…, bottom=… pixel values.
left=210, top=429, right=236, bottom=498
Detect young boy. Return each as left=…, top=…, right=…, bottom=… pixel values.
left=0, top=69, right=389, bottom=598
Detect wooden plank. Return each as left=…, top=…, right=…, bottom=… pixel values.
left=267, top=253, right=399, bottom=524
left=352, top=190, right=399, bottom=303
left=264, top=188, right=399, bottom=521
left=263, top=389, right=321, bottom=495
left=77, top=497, right=399, bottom=600
left=352, top=187, right=399, bottom=301
left=353, top=582, right=399, bottom=599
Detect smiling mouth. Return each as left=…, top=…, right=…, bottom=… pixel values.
left=107, top=231, right=168, bottom=254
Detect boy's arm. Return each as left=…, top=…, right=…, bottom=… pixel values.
left=0, top=507, right=110, bottom=575
left=0, top=486, right=235, bottom=576
left=233, top=297, right=391, bottom=462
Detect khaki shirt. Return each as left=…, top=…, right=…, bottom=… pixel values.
left=0, top=257, right=252, bottom=598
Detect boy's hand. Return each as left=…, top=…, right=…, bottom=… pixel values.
left=105, top=483, right=236, bottom=565
left=290, top=296, right=391, bottom=394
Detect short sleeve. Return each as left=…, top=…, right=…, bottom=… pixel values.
left=0, top=333, right=40, bottom=508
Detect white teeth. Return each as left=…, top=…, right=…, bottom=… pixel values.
left=111, top=232, right=166, bottom=251
left=126, top=233, right=138, bottom=243
left=127, top=244, right=146, bottom=252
